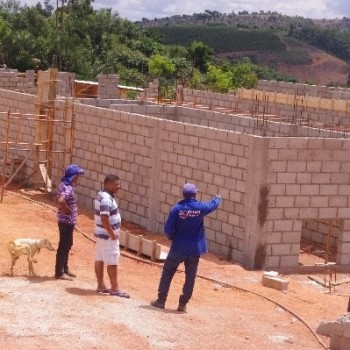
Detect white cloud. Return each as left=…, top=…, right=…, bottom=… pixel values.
left=22, top=0, right=350, bottom=21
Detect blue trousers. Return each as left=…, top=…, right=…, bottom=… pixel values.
left=55, top=222, right=74, bottom=277
left=158, top=255, right=200, bottom=306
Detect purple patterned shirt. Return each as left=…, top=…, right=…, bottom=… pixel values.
left=57, top=182, right=78, bottom=225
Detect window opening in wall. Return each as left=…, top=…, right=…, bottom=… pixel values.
left=299, top=219, right=338, bottom=266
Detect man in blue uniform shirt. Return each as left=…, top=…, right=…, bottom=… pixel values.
left=151, top=183, right=221, bottom=312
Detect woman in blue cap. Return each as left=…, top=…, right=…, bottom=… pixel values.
left=54, top=164, right=84, bottom=280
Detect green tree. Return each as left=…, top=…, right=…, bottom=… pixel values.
left=187, top=40, right=213, bottom=73
left=231, top=61, right=258, bottom=89
left=148, top=53, right=176, bottom=79
left=206, top=64, right=233, bottom=92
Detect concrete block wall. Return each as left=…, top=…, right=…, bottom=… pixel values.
left=302, top=219, right=340, bottom=248
left=176, top=106, right=349, bottom=139
left=3, top=81, right=350, bottom=269
left=79, top=98, right=154, bottom=108
left=0, top=88, right=36, bottom=114
left=183, top=87, right=350, bottom=130
left=0, top=70, right=36, bottom=93
left=183, top=89, right=239, bottom=110
left=158, top=121, right=251, bottom=261
left=0, top=89, right=38, bottom=178
left=257, top=80, right=350, bottom=99
left=110, top=104, right=177, bottom=120
left=47, top=101, right=252, bottom=261
left=263, top=137, right=350, bottom=267
left=97, top=74, right=119, bottom=99
left=109, top=102, right=350, bottom=139
left=52, top=103, right=158, bottom=229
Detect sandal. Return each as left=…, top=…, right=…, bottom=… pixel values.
left=96, top=288, right=110, bottom=294
left=109, top=290, right=130, bottom=298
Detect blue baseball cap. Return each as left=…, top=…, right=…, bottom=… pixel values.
left=182, top=183, right=198, bottom=196
left=62, top=164, right=85, bottom=184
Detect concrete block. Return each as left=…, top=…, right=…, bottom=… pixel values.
left=119, top=231, right=167, bottom=261
left=270, top=161, right=287, bottom=172
left=317, top=320, right=343, bottom=336
left=271, top=244, right=291, bottom=255
left=310, top=196, right=329, bottom=208
left=275, top=196, right=295, bottom=207
left=329, top=196, right=347, bottom=207
left=285, top=184, right=301, bottom=195
left=274, top=220, right=294, bottom=232
left=287, top=161, right=307, bottom=172
left=343, top=319, right=350, bottom=338
left=262, top=275, right=289, bottom=291
left=280, top=255, right=298, bottom=267
left=277, top=173, right=297, bottom=184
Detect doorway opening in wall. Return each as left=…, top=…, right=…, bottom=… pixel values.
left=298, top=219, right=338, bottom=266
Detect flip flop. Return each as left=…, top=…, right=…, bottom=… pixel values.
left=109, top=290, right=130, bottom=298
left=96, top=288, right=110, bottom=294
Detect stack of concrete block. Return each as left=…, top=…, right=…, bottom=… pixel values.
left=97, top=74, right=119, bottom=99
left=138, top=79, right=159, bottom=100
left=57, top=72, right=76, bottom=97
left=317, top=313, right=350, bottom=350
left=119, top=231, right=167, bottom=261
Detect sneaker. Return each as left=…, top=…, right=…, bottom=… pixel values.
left=64, top=271, right=77, bottom=278
left=55, top=273, right=74, bottom=281
left=177, top=304, right=187, bottom=312
left=150, top=299, right=165, bottom=309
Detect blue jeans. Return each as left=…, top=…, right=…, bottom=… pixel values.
left=158, top=255, right=200, bottom=306
left=55, top=222, right=74, bottom=277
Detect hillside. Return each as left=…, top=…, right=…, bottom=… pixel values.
left=142, top=12, right=350, bottom=87
left=219, top=37, right=349, bottom=86
left=154, top=24, right=349, bottom=86
left=273, top=38, right=349, bottom=86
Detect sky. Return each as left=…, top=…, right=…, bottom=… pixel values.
left=24, top=0, right=350, bottom=22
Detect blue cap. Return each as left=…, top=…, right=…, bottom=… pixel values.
left=182, top=183, right=197, bottom=196
left=62, top=164, right=84, bottom=184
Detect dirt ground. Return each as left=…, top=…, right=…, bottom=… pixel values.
left=0, top=186, right=349, bottom=350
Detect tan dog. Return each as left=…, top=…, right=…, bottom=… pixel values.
left=8, top=238, right=55, bottom=276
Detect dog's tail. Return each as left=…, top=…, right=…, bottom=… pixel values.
left=7, top=241, right=17, bottom=255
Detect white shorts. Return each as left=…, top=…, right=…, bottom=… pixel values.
left=95, top=238, right=120, bottom=265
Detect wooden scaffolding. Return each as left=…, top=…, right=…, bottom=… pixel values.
left=0, top=68, right=74, bottom=201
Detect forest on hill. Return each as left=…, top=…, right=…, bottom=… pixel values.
left=0, top=2, right=350, bottom=92
left=141, top=10, right=350, bottom=86
left=155, top=26, right=285, bottom=53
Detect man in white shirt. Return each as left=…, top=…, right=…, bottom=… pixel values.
left=93, top=174, right=129, bottom=298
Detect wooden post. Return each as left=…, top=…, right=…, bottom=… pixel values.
left=34, top=68, right=58, bottom=189
left=64, top=97, right=74, bottom=165
left=0, top=111, right=10, bottom=202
